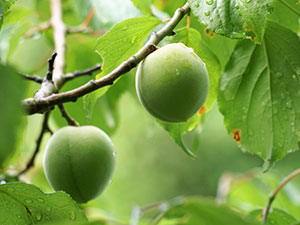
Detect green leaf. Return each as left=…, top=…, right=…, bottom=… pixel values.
left=268, top=0, right=300, bottom=33
left=189, top=0, right=275, bottom=43
left=83, top=16, right=161, bottom=115
left=158, top=197, right=259, bottom=225
left=168, top=27, right=221, bottom=111
left=0, top=182, right=87, bottom=224
left=157, top=113, right=204, bottom=157
left=0, top=0, right=17, bottom=30
left=131, top=0, right=153, bottom=15
left=249, top=208, right=297, bottom=225
left=218, top=22, right=300, bottom=169
left=0, top=64, right=25, bottom=169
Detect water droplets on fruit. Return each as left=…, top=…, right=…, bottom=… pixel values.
left=206, top=0, right=213, bottom=5
left=35, top=212, right=42, bottom=221
left=204, top=11, right=211, bottom=16
left=25, top=199, right=33, bottom=204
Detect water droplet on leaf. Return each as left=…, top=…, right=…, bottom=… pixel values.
left=245, top=0, right=251, bottom=3
left=70, top=212, right=76, bottom=220
left=206, top=0, right=213, bottom=5
left=204, top=11, right=211, bottom=16
left=25, top=199, right=33, bottom=204
left=37, top=198, right=44, bottom=203
left=35, top=212, right=42, bottom=221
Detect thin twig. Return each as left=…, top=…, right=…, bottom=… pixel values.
left=64, top=64, right=102, bottom=82
left=23, top=2, right=190, bottom=114
left=20, top=74, right=43, bottom=83
left=262, top=168, right=300, bottom=223
left=67, top=8, right=95, bottom=34
left=24, top=21, right=52, bottom=38
left=58, top=104, right=79, bottom=126
left=17, top=112, right=52, bottom=177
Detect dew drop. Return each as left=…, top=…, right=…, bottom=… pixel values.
left=245, top=0, right=251, bottom=3
left=25, top=199, right=33, bottom=204
left=131, top=36, right=137, bottom=44
left=206, top=0, right=213, bottom=5
left=292, top=74, right=297, bottom=80
left=175, top=68, right=181, bottom=76
left=204, top=11, right=211, bottom=16
left=275, top=72, right=282, bottom=78
left=291, top=122, right=295, bottom=126
left=46, top=207, right=52, bottom=212
left=35, top=212, right=42, bottom=221
left=70, top=212, right=76, bottom=220
left=17, top=215, right=22, bottom=219
left=287, top=149, right=293, bottom=153
left=286, top=101, right=292, bottom=108
left=257, top=151, right=262, bottom=156
left=242, top=106, right=248, bottom=112
left=37, top=198, right=44, bottom=203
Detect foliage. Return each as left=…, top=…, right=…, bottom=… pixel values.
left=0, top=0, right=300, bottom=224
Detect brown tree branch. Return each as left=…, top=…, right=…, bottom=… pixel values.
left=23, top=2, right=190, bottom=115
left=64, top=64, right=102, bottom=82
left=20, top=74, right=43, bottom=84
left=67, top=8, right=95, bottom=34
left=17, top=112, right=52, bottom=177
left=24, top=21, right=52, bottom=39
left=58, top=104, right=79, bottom=126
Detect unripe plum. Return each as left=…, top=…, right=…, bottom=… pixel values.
left=136, top=43, right=209, bottom=122
left=43, top=126, right=116, bottom=203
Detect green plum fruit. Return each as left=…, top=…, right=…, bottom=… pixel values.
left=136, top=43, right=209, bottom=122
left=43, top=126, right=116, bottom=203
